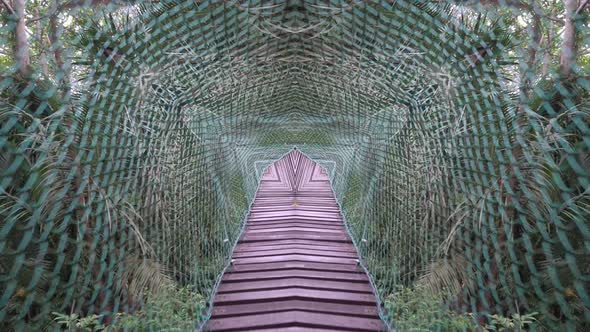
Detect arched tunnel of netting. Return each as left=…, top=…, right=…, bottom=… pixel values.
left=0, top=0, right=589, bottom=331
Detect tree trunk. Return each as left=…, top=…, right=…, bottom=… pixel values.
left=559, top=0, right=577, bottom=79
left=521, top=14, right=542, bottom=94
left=541, top=16, right=555, bottom=77
left=35, top=8, right=48, bottom=76
left=13, top=0, right=30, bottom=76
left=49, top=17, right=64, bottom=69
left=49, top=13, right=70, bottom=96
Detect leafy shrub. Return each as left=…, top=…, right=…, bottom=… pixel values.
left=53, top=285, right=205, bottom=331
left=486, top=312, right=539, bottom=331
left=384, top=286, right=478, bottom=331
left=112, top=285, right=206, bottom=331
left=52, top=313, right=104, bottom=331
left=385, top=286, right=543, bottom=331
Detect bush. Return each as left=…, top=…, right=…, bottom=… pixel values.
left=112, top=285, right=206, bottom=331
left=385, top=286, right=542, bottom=331
left=53, top=285, right=205, bottom=331
left=384, top=286, right=478, bottom=331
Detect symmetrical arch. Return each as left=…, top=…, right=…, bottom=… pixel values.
left=1, top=0, right=588, bottom=330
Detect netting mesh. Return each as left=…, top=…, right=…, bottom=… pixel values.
left=1, top=0, right=589, bottom=330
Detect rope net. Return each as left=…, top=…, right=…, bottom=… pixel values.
left=1, top=0, right=589, bottom=330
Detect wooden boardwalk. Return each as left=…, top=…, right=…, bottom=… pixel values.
left=205, top=150, right=386, bottom=331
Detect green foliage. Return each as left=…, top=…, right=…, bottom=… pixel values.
left=52, top=286, right=205, bottom=331
left=52, top=313, right=104, bottom=331
left=486, top=312, right=539, bottom=332
left=112, top=285, right=205, bottom=331
left=384, top=286, right=478, bottom=331
left=385, top=286, right=544, bottom=331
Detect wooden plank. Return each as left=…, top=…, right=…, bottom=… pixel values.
left=249, top=210, right=341, bottom=216
left=252, top=201, right=338, bottom=207
left=249, top=211, right=341, bottom=217
left=246, top=327, right=345, bottom=332
left=228, top=261, right=362, bottom=273
left=241, top=232, right=350, bottom=243
left=250, top=206, right=341, bottom=212
left=222, top=269, right=369, bottom=283
left=246, top=216, right=342, bottom=222
left=250, top=212, right=343, bottom=218
left=252, top=196, right=336, bottom=201
left=248, top=216, right=343, bottom=223
left=245, top=220, right=344, bottom=228
left=247, top=222, right=344, bottom=229
left=211, top=299, right=379, bottom=318
left=245, top=227, right=346, bottom=234
left=232, top=248, right=358, bottom=258
left=233, top=254, right=359, bottom=266
left=213, top=288, right=377, bottom=306
left=234, top=243, right=358, bottom=253
left=217, top=277, right=373, bottom=294
left=205, top=311, right=386, bottom=331
left=235, top=239, right=356, bottom=249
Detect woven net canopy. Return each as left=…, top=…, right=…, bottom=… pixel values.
left=1, top=0, right=589, bottom=330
